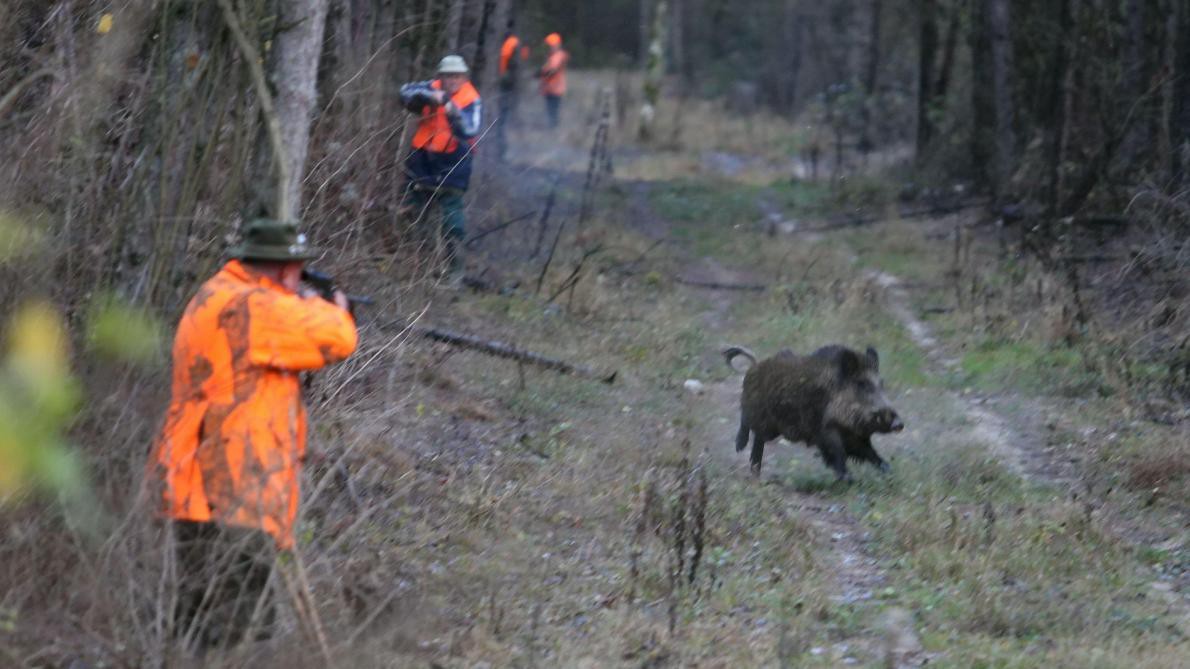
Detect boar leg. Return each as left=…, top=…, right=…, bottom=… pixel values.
left=749, top=431, right=768, bottom=475
left=846, top=436, right=890, bottom=473
left=817, top=430, right=852, bottom=482
left=735, top=420, right=750, bottom=453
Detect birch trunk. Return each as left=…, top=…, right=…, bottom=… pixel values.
left=639, top=0, right=668, bottom=142
left=274, top=0, right=330, bottom=222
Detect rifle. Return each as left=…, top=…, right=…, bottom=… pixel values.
left=301, top=268, right=374, bottom=314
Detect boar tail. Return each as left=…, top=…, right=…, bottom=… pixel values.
left=722, top=346, right=758, bottom=371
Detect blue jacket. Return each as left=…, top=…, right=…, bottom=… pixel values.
left=400, top=80, right=483, bottom=191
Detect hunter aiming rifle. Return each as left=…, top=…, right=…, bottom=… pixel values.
left=301, top=268, right=374, bottom=315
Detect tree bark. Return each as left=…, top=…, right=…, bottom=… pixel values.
left=988, top=0, right=1016, bottom=194
left=445, top=0, right=466, bottom=53
left=787, top=7, right=803, bottom=113
left=639, top=0, right=668, bottom=142
left=916, top=0, right=939, bottom=159
left=271, top=0, right=331, bottom=222
left=933, top=1, right=960, bottom=102
left=861, top=0, right=882, bottom=147
left=1119, top=0, right=1150, bottom=168
left=639, top=0, right=654, bottom=66
left=1172, top=0, right=1190, bottom=183
left=1046, top=0, right=1074, bottom=215
left=970, top=0, right=994, bottom=183
left=972, top=0, right=1016, bottom=195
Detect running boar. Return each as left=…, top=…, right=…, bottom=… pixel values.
left=723, top=344, right=904, bottom=481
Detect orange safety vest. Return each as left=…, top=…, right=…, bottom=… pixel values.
left=149, top=260, right=358, bottom=549
left=411, top=79, right=481, bottom=154
left=540, top=49, right=569, bottom=97
left=499, top=36, right=520, bottom=75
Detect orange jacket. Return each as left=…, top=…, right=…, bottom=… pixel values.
left=499, top=35, right=520, bottom=75
left=540, top=49, right=569, bottom=97
left=411, top=79, right=482, bottom=154
left=150, top=260, right=358, bottom=549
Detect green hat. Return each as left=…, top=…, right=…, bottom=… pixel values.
left=230, top=219, right=319, bottom=261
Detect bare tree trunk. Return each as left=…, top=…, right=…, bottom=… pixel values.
left=1172, top=0, right=1190, bottom=183
left=1046, top=0, right=1074, bottom=214
left=933, top=1, right=960, bottom=101
left=477, top=0, right=512, bottom=92
left=988, top=0, right=1016, bottom=193
left=970, top=0, right=994, bottom=183
left=916, top=0, right=938, bottom=160
left=639, top=0, right=668, bottom=142
left=972, top=0, right=1016, bottom=195
left=466, top=0, right=495, bottom=88
left=671, top=0, right=687, bottom=83
left=272, top=0, right=331, bottom=222
left=861, top=0, right=882, bottom=149
left=1119, top=0, right=1150, bottom=168
left=445, top=0, right=466, bottom=53
left=639, top=0, right=654, bottom=66
left=787, top=5, right=803, bottom=113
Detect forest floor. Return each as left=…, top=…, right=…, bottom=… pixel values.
left=248, top=80, right=1190, bottom=668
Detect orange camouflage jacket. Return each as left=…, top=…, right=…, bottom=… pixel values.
left=149, top=260, right=358, bottom=549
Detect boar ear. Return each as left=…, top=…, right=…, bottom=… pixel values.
left=866, top=346, right=879, bottom=371
left=839, top=349, right=862, bottom=377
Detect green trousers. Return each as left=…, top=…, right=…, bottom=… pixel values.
left=408, top=187, right=466, bottom=242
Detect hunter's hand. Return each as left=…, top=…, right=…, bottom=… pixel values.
left=431, top=90, right=447, bottom=106
left=332, top=289, right=350, bottom=311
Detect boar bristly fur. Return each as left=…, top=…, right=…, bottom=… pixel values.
left=723, top=344, right=905, bottom=481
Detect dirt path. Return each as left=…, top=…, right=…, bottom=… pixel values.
left=870, top=265, right=1190, bottom=626
left=869, top=270, right=1038, bottom=483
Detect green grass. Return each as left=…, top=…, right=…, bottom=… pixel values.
left=850, top=439, right=1182, bottom=663
left=957, top=338, right=1099, bottom=396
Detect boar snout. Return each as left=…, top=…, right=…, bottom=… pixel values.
left=875, top=408, right=904, bottom=433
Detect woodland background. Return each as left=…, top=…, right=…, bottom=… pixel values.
left=0, top=0, right=1188, bottom=666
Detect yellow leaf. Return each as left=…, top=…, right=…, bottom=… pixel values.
left=9, top=302, right=69, bottom=382
left=97, top=13, right=113, bottom=35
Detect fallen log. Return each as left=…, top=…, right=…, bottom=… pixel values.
left=417, top=326, right=617, bottom=384
left=780, top=198, right=991, bottom=234
left=673, top=276, right=767, bottom=291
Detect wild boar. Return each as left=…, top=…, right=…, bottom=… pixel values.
left=723, top=344, right=904, bottom=481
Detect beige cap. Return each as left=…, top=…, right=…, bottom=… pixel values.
left=437, top=55, right=470, bottom=74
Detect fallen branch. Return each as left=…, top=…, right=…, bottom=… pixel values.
left=466, top=211, right=537, bottom=247
left=416, top=326, right=617, bottom=383
left=673, top=277, right=767, bottom=291
left=548, top=245, right=603, bottom=303
left=605, top=238, right=667, bottom=275
left=781, top=198, right=990, bottom=234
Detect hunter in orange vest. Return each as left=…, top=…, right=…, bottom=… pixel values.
left=539, top=33, right=569, bottom=128
left=149, top=219, right=357, bottom=649
left=400, top=55, right=483, bottom=282
left=496, top=30, right=528, bottom=159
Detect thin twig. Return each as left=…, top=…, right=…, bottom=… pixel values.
left=465, top=210, right=537, bottom=246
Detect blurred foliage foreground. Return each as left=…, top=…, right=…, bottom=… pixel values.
left=1, top=211, right=160, bottom=512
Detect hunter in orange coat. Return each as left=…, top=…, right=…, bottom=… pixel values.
left=151, top=220, right=357, bottom=551
left=539, top=33, right=569, bottom=128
